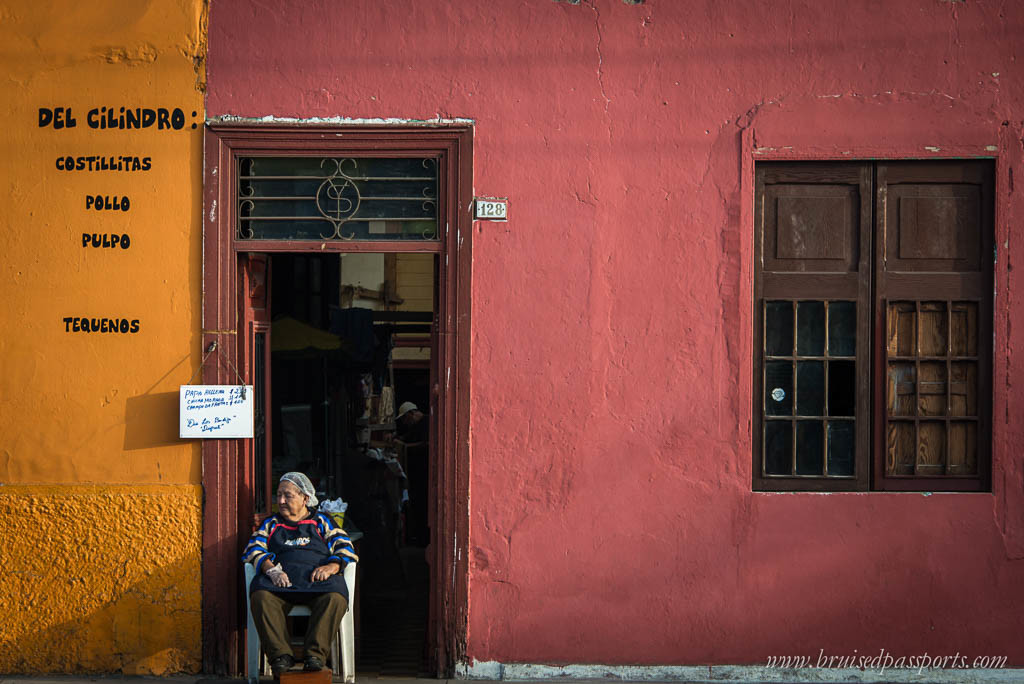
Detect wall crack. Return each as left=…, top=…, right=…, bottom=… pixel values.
left=585, top=0, right=611, bottom=116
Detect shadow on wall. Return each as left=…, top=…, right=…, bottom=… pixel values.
left=123, top=352, right=193, bottom=451
left=0, top=485, right=202, bottom=675
left=124, top=392, right=182, bottom=450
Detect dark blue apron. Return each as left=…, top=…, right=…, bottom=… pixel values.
left=249, top=517, right=348, bottom=599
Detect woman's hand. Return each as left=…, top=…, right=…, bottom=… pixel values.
left=311, top=562, right=341, bottom=582
left=263, top=561, right=292, bottom=588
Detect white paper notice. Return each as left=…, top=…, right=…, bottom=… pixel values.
left=179, top=385, right=254, bottom=438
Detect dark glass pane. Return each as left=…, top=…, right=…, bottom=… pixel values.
left=827, top=360, right=856, bottom=416
left=765, top=301, right=793, bottom=356
left=239, top=156, right=439, bottom=241
left=797, top=301, right=825, bottom=356
left=765, top=361, right=793, bottom=416
left=244, top=218, right=438, bottom=241
left=764, top=421, right=791, bottom=475
left=828, top=301, right=856, bottom=357
left=796, top=361, right=824, bottom=416
left=827, top=421, right=855, bottom=476
left=796, top=421, right=824, bottom=475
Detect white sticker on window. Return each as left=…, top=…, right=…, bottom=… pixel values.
left=771, top=388, right=786, bottom=402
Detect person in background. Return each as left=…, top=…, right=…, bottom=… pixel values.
left=395, top=401, right=428, bottom=444
left=395, top=401, right=429, bottom=545
left=242, top=472, right=358, bottom=675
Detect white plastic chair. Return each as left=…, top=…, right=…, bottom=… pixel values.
left=245, top=562, right=357, bottom=683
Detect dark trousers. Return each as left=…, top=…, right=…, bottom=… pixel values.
left=251, top=590, right=349, bottom=662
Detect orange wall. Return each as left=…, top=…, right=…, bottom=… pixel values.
left=0, top=485, right=202, bottom=674
left=0, top=0, right=206, bottom=673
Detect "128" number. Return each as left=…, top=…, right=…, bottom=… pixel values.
left=476, top=199, right=507, bottom=220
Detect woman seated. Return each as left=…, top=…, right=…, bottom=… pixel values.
left=242, top=472, right=358, bottom=675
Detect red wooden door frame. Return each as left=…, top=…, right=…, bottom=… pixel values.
left=240, top=254, right=272, bottom=521
left=201, top=124, right=472, bottom=676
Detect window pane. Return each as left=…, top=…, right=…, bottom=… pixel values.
left=764, top=421, right=791, bottom=475
left=827, top=421, right=855, bottom=476
left=795, top=421, right=824, bottom=475
left=917, top=421, right=945, bottom=473
left=797, top=301, right=825, bottom=356
left=827, top=360, right=856, bottom=416
left=828, top=301, right=856, bottom=356
left=765, top=301, right=793, bottom=356
left=765, top=361, right=793, bottom=416
left=238, top=156, right=439, bottom=241
left=887, top=362, right=916, bottom=416
left=919, top=362, right=947, bottom=416
left=948, top=422, right=978, bottom=475
left=887, top=421, right=915, bottom=475
left=887, top=302, right=917, bottom=356
left=950, top=362, right=978, bottom=415
left=950, top=302, right=978, bottom=356
left=919, top=302, right=948, bottom=356
left=796, top=361, right=824, bottom=416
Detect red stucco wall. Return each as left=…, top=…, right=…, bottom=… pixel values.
left=206, top=0, right=1024, bottom=666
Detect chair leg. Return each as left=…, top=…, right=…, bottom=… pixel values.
left=245, top=564, right=264, bottom=684
left=246, top=593, right=261, bottom=683
left=247, top=639, right=261, bottom=684
left=331, top=630, right=342, bottom=679
left=340, top=609, right=355, bottom=682
left=341, top=563, right=357, bottom=683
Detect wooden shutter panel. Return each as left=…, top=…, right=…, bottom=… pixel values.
left=874, top=162, right=993, bottom=491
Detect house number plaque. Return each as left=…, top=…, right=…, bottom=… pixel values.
left=474, top=197, right=508, bottom=221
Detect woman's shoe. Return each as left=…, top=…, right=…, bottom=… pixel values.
left=270, top=654, right=295, bottom=676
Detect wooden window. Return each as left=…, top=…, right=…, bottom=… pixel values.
left=754, top=161, right=992, bottom=492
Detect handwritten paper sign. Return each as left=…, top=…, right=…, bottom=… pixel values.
left=179, top=385, right=254, bottom=438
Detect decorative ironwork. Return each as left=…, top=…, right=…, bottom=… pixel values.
left=237, top=156, right=439, bottom=241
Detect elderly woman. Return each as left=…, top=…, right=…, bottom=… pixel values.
left=243, top=472, right=358, bottom=675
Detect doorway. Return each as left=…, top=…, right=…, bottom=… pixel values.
left=200, top=126, right=471, bottom=677
left=256, top=251, right=437, bottom=676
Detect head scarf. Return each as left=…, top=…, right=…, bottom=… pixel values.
left=280, top=472, right=318, bottom=507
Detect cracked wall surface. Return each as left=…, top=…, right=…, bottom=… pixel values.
left=206, top=0, right=1024, bottom=667
left=1, top=0, right=206, bottom=674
